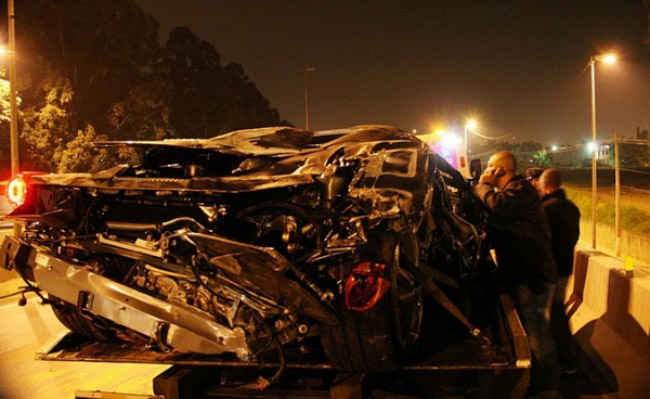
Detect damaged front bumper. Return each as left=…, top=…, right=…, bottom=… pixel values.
left=0, top=235, right=251, bottom=360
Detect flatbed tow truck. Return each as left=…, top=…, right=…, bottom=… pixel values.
left=33, top=292, right=530, bottom=399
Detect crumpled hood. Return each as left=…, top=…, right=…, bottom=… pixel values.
left=93, top=127, right=314, bottom=156
left=30, top=125, right=426, bottom=193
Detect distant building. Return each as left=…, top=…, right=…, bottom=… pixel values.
left=598, top=144, right=611, bottom=164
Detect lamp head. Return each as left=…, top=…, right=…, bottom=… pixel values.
left=593, top=54, right=617, bottom=64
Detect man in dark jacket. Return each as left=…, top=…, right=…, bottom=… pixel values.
left=540, top=168, right=581, bottom=374
left=474, top=151, right=559, bottom=398
left=525, top=167, right=545, bottom=195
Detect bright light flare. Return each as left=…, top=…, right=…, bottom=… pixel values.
left=466, top=120, right=477, bottom=130
left=441, top=133, right=462, bottom=149
left=7, top=176, right=27, bottom=207
left=602, top=54, right=617, bottom=64
left=587, top=142, right=598, bottom=153
left=594, top=53, right=617, bottom=64
left=551, top=145, right=558, bottom=152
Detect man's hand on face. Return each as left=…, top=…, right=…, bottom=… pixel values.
left=479, top=166, right=499, bottom=186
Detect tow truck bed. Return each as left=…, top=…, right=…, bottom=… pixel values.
left=36, top=294, right=530, bottom=398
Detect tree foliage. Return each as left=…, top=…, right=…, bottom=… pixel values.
left=0, top=72, right=12, bottom=170
left=165, top=27, right=284, bottom=138
left=532, top=150, right=551, bottom=167
left=58, top=125, right=109, bottom=173
left=20, top=75, right=74, bottom=171
left=1, top=0, right=287, bottom=175
left=619, top=142, right=650, bottom=167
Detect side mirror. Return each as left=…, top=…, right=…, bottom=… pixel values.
left=469, top=159, right=482, bottom=185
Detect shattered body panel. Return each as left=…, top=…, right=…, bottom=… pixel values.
left=2, top=125, right=490, bottom=373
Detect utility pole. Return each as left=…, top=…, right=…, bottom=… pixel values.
left=8, top=0, right=19, bottom=176
left=8, top=0, right=21, bottom=237
left=614, top=132, right=621, bottom=257
left=589, top=56, right=598, bottom=249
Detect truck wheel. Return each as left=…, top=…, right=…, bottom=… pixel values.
left=49, top=296, right=114, bottom=341
left=321, top=231, right=423, bottom=371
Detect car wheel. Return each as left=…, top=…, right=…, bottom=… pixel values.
left=49, top=296, right=115, bottom=341
left=321, top=231, right=423, bottom=371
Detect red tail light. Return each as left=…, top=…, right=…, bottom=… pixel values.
left=344, top=262, right=391, bottom=312
left=7, top=176, right=27, bottom=207
left=6, top=172, right=45, bottom=209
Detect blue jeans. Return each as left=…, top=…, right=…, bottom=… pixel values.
left=512, top=282, right=560, bottom=395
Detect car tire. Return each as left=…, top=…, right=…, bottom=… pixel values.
left=49, top=296, right=115, bottom=341
left=321, top=231, right=423, bottom=372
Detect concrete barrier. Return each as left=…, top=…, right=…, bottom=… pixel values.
left=567, top=245, right=650, bottom=398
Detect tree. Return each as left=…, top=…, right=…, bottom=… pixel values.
left=58, top=125, right=108, bottom=173
left=108, top=74, right=173, bottom=141
left=20, top=75, right=74, bottom=171
left=620, top=142, right=650, bottom=167
left=14, top=0, right=166, bottom=171
left=17, top=0, right=163, bottom=135
left=7, top=0, right=288, bottom=174
left=165, top=27, right=286, bottom=138
left=0, top=72, right=12, bottom=177
left=532, top=150, right=551, bottom=167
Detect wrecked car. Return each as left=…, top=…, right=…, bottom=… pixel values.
left=1, top=125, right=489, bottom=374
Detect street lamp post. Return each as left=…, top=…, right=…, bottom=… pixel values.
left=8, top=0, right=18, bottom=176
left=7, top=0, right=20, bottom=237
left=303, top=67, right=316, bottom=130
left=588, top=53, right=616, bottom=249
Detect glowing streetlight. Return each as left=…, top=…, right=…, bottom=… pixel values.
left=598, top=54, right=617, bottom=64
left=441, top=132, right=462, bottom=149
left=587, top=141, right=598, bottom=153
left=551, top=145, right=558, bottom=152
left=588, top=52, right=617, bottom=248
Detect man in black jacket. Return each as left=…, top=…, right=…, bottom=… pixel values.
left=540, top=168, right=581, bottom=374
left=474, top=151, right=559, bottom=398
left=525, top=167, right=545, bottom=195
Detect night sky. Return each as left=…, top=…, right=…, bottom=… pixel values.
left=136, top=0, right=650, bottom=146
